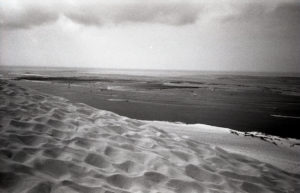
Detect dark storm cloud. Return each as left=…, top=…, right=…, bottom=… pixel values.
left=221, top=1, right=300, bottom=23
left=268, top=2, right=300, bottom=39
left=66, top=2, right=201, bottom=26
left=271, top=2, right=300, bottom=29
left=1, top=1, right=299, bottom=30
left=219, top=1, right=300, bottom=39
left=220, top=3, right=267, bottom=23
left=0, top=6, right=59, bottom=29
left=1, top=0, right=299, bottom=72
left=0, top=1, right=203, bottom=29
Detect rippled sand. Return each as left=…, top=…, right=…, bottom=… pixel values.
left=0, top=80, right=299, bottom=193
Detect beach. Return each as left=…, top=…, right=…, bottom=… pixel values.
left=1, top=0, right=300, bottom=192
left=0, top=79, right=300, bottom=193
left=5, top=67, right=300, bottom=139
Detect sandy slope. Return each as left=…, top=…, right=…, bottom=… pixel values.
left=146, top=121, right=300, bottom=174
left=0, top=80, right=299, bottom=193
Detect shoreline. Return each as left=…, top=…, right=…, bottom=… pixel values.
left=12, top=77, right=300, bottom=139
left=1, top=79, right=300, bottom=192
left=5, top=79, right=300, bottom=173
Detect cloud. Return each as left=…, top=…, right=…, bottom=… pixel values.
left=0, top=0, right=203, bottom=29
left=220, top=1, right=300, bottom=23
left=218, top=1, right=300, bottom=39
left=271, top=2, right=300, bottom=26
left=1, top=1, right=299, bottom=72
left=0, top=1, right=60, bottom=29
left=0, top=7, right=58, bottom=29
left=66, top=2, right=202, bottom=27
left=0, top=0, right=299, bottom=30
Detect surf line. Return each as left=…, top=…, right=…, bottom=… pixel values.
left=271, top=114, right=300, bottom=119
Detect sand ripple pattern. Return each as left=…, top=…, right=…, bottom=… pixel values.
left=0, top=80, right=299, bottom=193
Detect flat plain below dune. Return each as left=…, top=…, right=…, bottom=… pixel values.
left=12, top=74, right=300, bottom=139
left=0, top=79, right=300, bottom=193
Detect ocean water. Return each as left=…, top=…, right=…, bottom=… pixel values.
left=1, top=65, right=300, bottom=78
left=2, top=65, right=300, bottom=138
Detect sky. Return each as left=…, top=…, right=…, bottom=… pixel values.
left=0, top=0, right=299, bottom=72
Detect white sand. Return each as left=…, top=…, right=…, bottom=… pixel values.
left=0, top=79, right=299, bottom=193
left=145, top=122, right=300, bottom=174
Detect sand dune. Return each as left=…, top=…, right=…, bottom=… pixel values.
left=0, top=79, right=299, bottom=193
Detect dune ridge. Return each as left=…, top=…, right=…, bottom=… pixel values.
left=0, top=79, right=299, bottom=193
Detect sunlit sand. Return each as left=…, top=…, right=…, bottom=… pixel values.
left=1, top=80, right=299, bottom=192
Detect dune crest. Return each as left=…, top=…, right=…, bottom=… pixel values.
left=0, top=80, right=299, bottom=193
